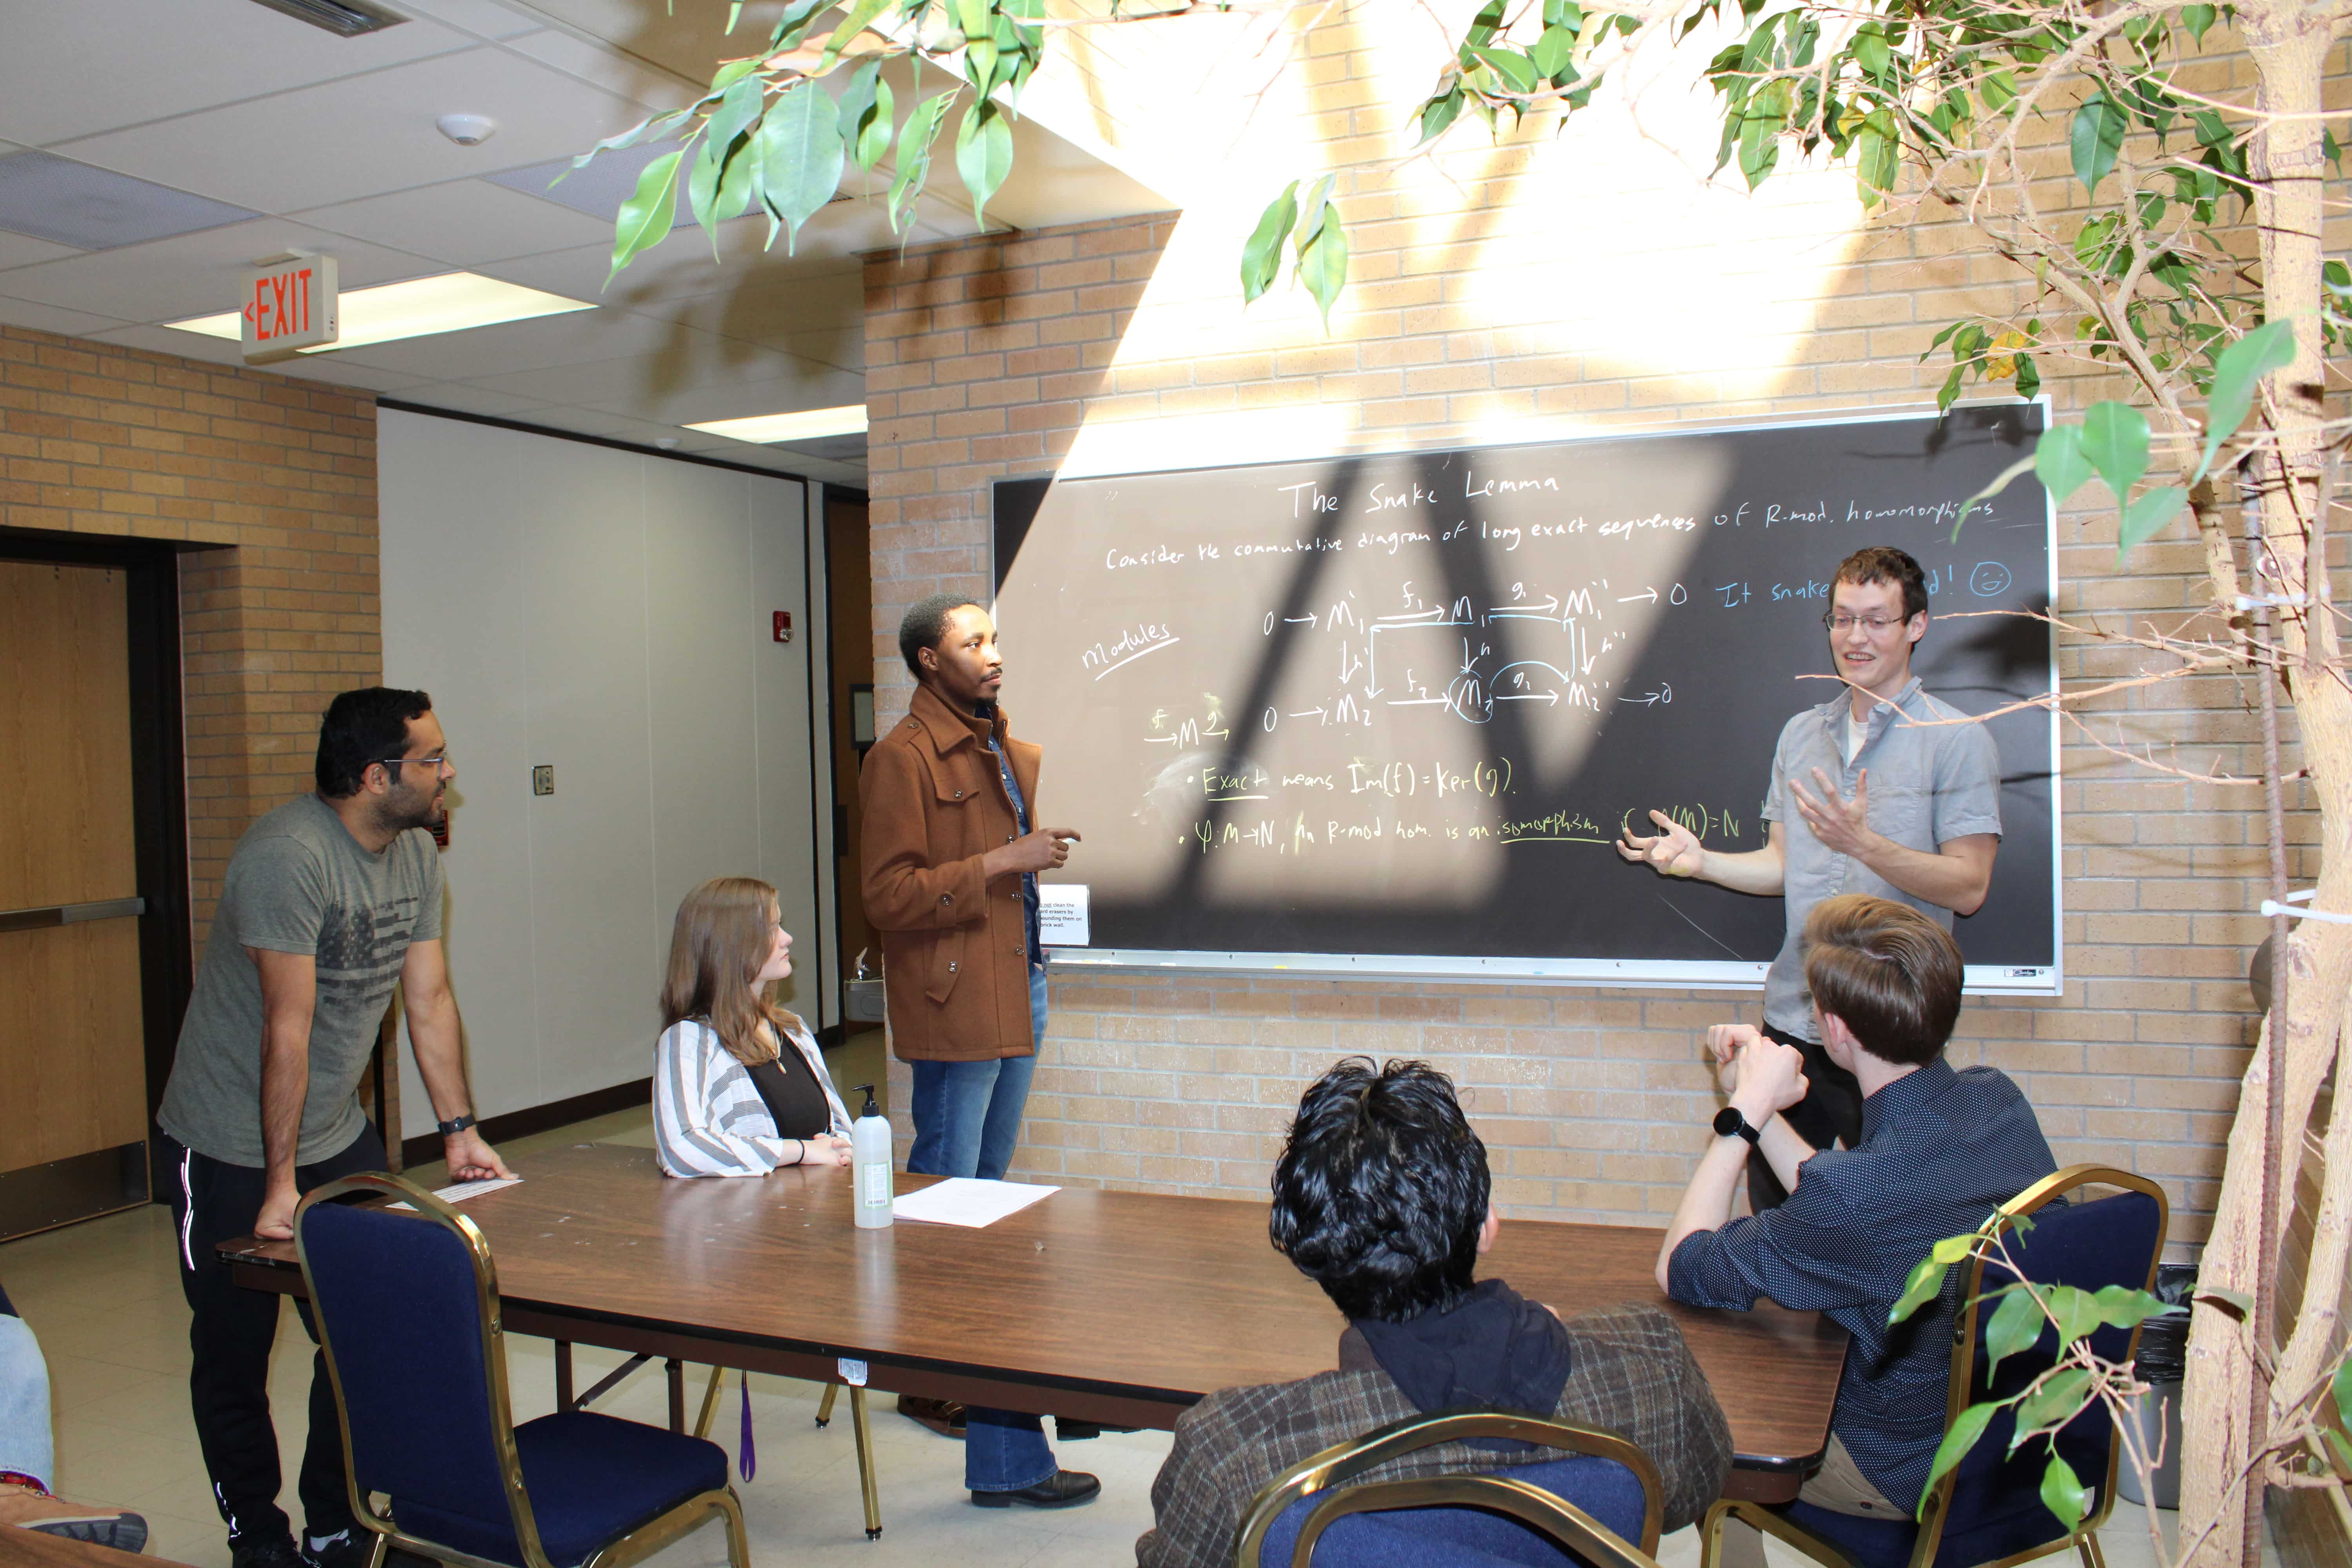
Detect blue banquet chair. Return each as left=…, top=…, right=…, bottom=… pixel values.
left=1235, top=1408, right=1665, bottom=1568
left=1700, top=1164, right=2167, bottom=1568
left=294, top=1172, right=750, bottom=1568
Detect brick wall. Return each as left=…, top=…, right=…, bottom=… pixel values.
left=0, top=325, right=379, bottom=944
left=862, top=2, right=2284, bottom=1254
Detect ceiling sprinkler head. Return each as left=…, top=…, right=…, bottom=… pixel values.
left=654, top=437, right=682, bottom=450
left=436, top=113, right=497, bottom=146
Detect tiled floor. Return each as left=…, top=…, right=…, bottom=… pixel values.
left=3, top=1105, right=2239, bottom=1568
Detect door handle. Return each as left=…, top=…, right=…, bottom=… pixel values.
left=0, top=897, right=146, bottom=934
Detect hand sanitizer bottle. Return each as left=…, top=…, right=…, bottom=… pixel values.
left=851, top=1084, right=893, bottom=1229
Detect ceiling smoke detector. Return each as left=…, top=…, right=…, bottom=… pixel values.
left=436, top=114, right=498, bottom=147
left=247, top=0, right=408, bottom=36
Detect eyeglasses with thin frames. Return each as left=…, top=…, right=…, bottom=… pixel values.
left=1820, top=611, right=1909, bottom=635
left=376, top=753, right=452, bottom=773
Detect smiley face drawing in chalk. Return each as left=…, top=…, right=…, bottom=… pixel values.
left=1969, top=562, right=2012, bottom=597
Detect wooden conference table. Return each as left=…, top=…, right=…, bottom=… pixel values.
left=221, top=1144, right=1844, bottom=1505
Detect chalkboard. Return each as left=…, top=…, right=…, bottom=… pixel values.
left=993, top=406, right=2058, bottom=992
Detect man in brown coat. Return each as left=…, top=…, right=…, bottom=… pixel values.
left=860, top=591, right=1098, bottom=1508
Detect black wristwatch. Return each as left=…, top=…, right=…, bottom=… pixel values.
left=437, top=1112, right=477, bottom=1136
left=1712, top=1106, right=1762, bottom=1147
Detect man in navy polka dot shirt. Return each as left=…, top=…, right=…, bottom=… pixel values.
left=1655, top=894, right=2056, bottom=1568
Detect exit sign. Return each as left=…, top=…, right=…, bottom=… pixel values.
left=241, top=252, right=338, bottom=363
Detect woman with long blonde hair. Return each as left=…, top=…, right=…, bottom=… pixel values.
left=652, top=877, right=851, bottom=1177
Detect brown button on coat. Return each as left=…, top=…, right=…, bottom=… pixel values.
left=858, top=684, right=1043, bottom=1062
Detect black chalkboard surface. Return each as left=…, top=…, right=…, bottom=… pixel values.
left=994, top=406, right=2058, bottom=991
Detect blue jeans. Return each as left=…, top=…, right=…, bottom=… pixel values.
left=907, top=967, right=1055, bottom=1492
left=0, top=1284, right=52, bottom=1489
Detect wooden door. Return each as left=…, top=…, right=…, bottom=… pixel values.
left=0, top=560, right=150, bottom=1233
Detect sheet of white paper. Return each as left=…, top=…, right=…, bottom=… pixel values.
left=1039, top=884, right=1089, bottom=946
left=388, top=1176, right=521, bottom=1211
left=891, top=1178, right=1058, bottom=1228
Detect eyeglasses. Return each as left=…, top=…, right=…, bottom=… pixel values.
left=1821, top=612, right=1908, bottom=635
left=377, top=753, right=452, bottom=773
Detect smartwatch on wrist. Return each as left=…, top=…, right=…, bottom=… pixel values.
left=437, top=1112, right=476, bottom=1136
left=1712, top=1106, right=1762, bottom=1147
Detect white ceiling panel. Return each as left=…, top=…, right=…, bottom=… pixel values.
left=513, top=0, right=797, bottom=88
left=0, top=0, right=480, bottom=146
left=295, top=176, right=619, bottom=265
left=384, top=381, right=551, bottom=415
left=464, top=324, right=817, bottom=402
left=0, top=230, right=83, bottom=270
left=316, top=303, right=684, bottom=379
left=0, top=218, right=437, bottom=321
left=0, top=293, right=135, bottom=337
left=55, top=46, right=660, bottom=213
left=390, top=0, right=547, bottom=40
left=499, top=28, right=700, bottom=114
left=578, top=363, right=867, bottom=425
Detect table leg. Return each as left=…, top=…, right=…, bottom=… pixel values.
left=815, top=1383, right=839, bottom=1428
left=695, top=1366, right=726, bottom=1441
left=850, top=1386, right=881, bottom=1540
left=555, top=1342, right=574, bottom=1413
left=667, top=1358, right=685, bottom=1433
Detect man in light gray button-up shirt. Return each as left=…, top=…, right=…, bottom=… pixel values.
left=1618, top=546, right=2001, bottom=1207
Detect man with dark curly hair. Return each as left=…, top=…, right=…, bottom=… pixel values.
left=1136, top=1057, right=1733, bottom=1568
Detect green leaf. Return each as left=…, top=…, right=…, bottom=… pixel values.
left=1418, top=87, right=1466, bottom=146
left=2080, top=400, right=2150, bottom=503
left=2196, top=1286, right=2254, bottom=1320
left=1241, top=181, right=1299, bottom=304
left=557, top=110, right=687, bottom=183
left=954, top=98, right=1014, bottom=229
left=856, top=75, right=896, bottom=171
left=2195, top=318, right=2298, bottom=481
left=1855, top=109, right=1898, bottom=206
left=2180, top=3, right=2216, bottom=40
left=687, top=132, right=725, bottom=254
left=2332, top=1355, right=2352, bottom=1430
left=1951, top=453, right=2037, bottom=539
left=1931, top=1233, right=1978, bottom=1266
left=2036, top=425, right=2093, bottom=505
left=2092, top=1285, right=2168, bottom=1329
left=706, top=74, right=767, bottom=163
left=2119, top=486, right=2188, bottom=554
left=837, top=58, right=884, bottom=153
left=818, top=0, right=893, bottom=73
left=2071, top=93, right=2125, bottom=198
left=1921, top=1403, right=1997, bottom=1514
left=887, top=90, right=953, bottom=236
left=1984, top=1285, right=2045, bottom=1375
left=1891, top=1254, right=1950, bottom=1325
left=2041, top=1453, right=2089, bottom=1532
left=714, top=137, right=757, bottom=223
left=1298, top=203, right=1348, bottom=332
left=2015, top=1367, right=2093, bottom=1439
left=2045, top=1285, right=2105, bottom=1347
left=769, top=0, right=833, bottom=50
left=607, top=148, right=682, bottom=283
left=710, top=57, right=760, bottom=93
left=1293, top=173, right=1338, bottom=253
left=1469, top=44, right=1538, bottom=94
left=1530, top=25, right=1575, bottom=82
left=755, top=84, right=845, bottom=254
left=1851, top=22, right=1888, bottom=80
left=2014, top=353, right=2039, bottom=400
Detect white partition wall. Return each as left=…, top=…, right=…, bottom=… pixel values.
left=379, top=407, right=829, bottom=1125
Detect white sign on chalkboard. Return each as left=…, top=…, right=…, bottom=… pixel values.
left=1039, top=885, right=1090, bottom=946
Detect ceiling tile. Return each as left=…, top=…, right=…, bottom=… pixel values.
left=387, top=381, right=550, bottom=415
left=311, top=302, right=675, bottom=379
left=499, top=29, right=698, bottom=114
left=0, top=230, right=84, bottom=271
left=464, top=324, right=825, bottom=404
left=0, top=293, right=136, bottom=337
left=293, top=176, right=618, bottom=265
left=576, top=363, right=866, bottom=426
left=0, top=151, right=258, bottom=250
left=485, top=140, right=703, bottom=232
left=55, top=46, right=660, bottom=213
left=387, top=0, right=546, bottom=39
left=0, top=217, right=437, bottom=321
left=0, top=1, right=477, bottom=146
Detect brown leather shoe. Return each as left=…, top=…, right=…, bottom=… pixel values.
left=971, top=1470, right=1101, bottom=1509
left=897, top=1393, right=967, bottom=1437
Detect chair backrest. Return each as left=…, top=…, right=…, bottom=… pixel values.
left=1279, top=1472, right=1664, bottom=1568
left=296, top=1174, right=543, bottom=1557
left=1918, top=1166, right=2167, bottom=1568
left=1235, top=1409, right=1663, bottom=1568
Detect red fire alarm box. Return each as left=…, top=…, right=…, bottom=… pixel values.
left=772, top=611, right=793, bottom=644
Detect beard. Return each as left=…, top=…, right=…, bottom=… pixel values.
left=377, top=779, right=446, bottom=835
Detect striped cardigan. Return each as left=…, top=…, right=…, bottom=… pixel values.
left=652, top=1016, right=852, bottom=1178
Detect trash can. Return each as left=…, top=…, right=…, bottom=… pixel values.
left=2117, top=1263, right=2194, bottom=1510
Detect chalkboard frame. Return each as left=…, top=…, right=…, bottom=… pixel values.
left=994, top=403, right=2061, bottom=995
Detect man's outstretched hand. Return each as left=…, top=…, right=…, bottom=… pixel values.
left=1616, top=810, right=1704, bottom=877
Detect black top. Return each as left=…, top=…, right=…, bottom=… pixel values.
left=743, top=1036, right=832, bottom=1142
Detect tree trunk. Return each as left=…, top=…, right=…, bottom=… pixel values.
left=2179, top=5, right=2351, bottom=1562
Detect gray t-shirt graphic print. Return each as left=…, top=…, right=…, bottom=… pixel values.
left=160, top=793, right=443, bottom=1167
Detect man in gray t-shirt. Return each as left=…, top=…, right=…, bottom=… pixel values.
left=156, top=688, right=509, bottom=1568
left=1618, top=547, right=2000, bottom=1207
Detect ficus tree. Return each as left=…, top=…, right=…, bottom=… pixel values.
left=581, top=0, right=2350, bottom=1559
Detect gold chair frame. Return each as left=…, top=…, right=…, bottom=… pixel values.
left=1289, top=1472, right=1668, bottom=1568
left=1234, top=1408, right=1667, bottom=1568
left=296, top=1172, right=751, bottom=1568
left=1700, top=1164, right=2169, bottom=1568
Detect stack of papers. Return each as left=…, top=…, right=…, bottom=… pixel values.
left=892, top=1178, right=1058, bottom=1227
left=388, top=1176, right=522, bottom=1211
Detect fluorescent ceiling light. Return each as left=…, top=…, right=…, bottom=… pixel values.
left=167, top=271, right=593, bottom=354
left=685, top=406, right=869, bottom=445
